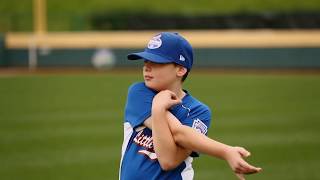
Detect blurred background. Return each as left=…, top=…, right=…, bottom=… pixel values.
left=0, top=0, right=320, bottom=179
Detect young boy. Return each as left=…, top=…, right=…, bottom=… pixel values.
left=119, top=32, right=262, bottom=180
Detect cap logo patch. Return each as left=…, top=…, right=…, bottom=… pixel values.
left=148, top=34, right=162, bottom=49
left=179, top=55, right=185, bottom=61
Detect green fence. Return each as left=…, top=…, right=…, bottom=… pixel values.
left=0, top=34, right=6, bottom=66
left=4, top=47, right=320, bottom=69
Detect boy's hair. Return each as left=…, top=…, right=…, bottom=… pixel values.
left=182, top=71, right=189, bottom=82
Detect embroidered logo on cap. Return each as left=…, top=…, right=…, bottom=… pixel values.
left=179, top=55, right=186, bottom=61
left=148, top=34, right=162, bottom=49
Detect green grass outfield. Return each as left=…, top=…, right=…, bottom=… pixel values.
left=0, top=71, right=320, bottom=180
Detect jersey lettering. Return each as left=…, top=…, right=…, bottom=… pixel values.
left=133, top=130, right=154, bottom=150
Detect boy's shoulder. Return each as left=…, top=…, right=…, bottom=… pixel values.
left=128, top=82, right=146, bottom=90
left=128, top=82, right=156, bottom=94
left=185, top=92, right=211, bottom=114
left=179, top=92, right=212, bottom=136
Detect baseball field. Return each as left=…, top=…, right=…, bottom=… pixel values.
left=0, top=70, right=319, bottom=179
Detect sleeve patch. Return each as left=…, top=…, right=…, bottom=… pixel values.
left=192, top=118, right=208, bottom=134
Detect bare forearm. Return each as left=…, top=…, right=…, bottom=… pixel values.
left=152, top=108, right=179, bottom=167
left=151, top=109, right=192, bottom=170
left=175, top=125, right=231, bottom=160
left=166, top=115, right=231, bottom=160
left=166, top=114, right=262, bottom=177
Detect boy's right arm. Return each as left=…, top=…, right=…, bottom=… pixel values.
left=168, top=114, right=260, bottom=168
left=143, top=90, right=262, bottom=179
left=144, top=110, right=262, bottom=177
left=166, top=116, right=262, bottom=174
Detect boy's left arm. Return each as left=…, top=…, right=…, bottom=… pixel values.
left=150, top=90, right=192, bottom=171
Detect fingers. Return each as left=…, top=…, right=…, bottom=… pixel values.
left=168, top=92, right=181, bottom=103
left=234, top=161, right=262, bottom=180
left=170, top=93, right=181, bottom=103
left=168, top=91, right=178, bottom=100
left=165, top=90, right=182, bottom=104
left=236, top=146, right=251, bottom=158
left=154, top=90, right=182, bottom=108
left=159, top=90, right=178, bottom=100
left=235, top=173, right=245, bottom=180
left=229, top=146, right=262, bottom=178
left=239, top=160, right=262, bottom=174
left=234, top=146, right=262, bottom=174
left=234, top=166, right=261, bottom=180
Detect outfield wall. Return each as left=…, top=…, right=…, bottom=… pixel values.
left=3, top=47, right=320, bottom=68
left=0, top=34, right=5, bottom=66
left=2, top=31, right=320, bottom=69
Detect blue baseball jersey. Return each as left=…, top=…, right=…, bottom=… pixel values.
left=120, top=82, right=212, bottom=180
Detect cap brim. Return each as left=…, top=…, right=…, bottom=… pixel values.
left=127, top=51, right=172, bottom=64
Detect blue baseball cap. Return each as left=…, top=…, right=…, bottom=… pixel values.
left=127, top=32, right=193, bottom=71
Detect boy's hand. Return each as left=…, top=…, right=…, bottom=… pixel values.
left=224, top=146, right=262, bottom=180
left=152, top=90, right=182, bottom=111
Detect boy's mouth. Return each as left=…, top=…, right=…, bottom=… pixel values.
left=144, top=75, right=154, bottom=81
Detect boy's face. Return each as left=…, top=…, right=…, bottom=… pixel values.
left=143, top=60, right=184, bottom=91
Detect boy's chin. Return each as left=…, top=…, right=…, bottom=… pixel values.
left=145, top=81, right=161, bottom=91
left=145, top=81, right=155, bottom=89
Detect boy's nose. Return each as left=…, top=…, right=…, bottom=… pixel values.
left=144, top=61, right=152, bottom=71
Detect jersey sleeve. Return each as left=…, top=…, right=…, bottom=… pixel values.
left=170, top=104, right=212, bottom=157
left=170, top=104, right=211, bottom=135
left=124, top=82, right=156, bottom=129
left=183, top=108, right=211, bottom=136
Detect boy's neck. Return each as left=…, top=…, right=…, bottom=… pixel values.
left=166, top=83, right=186, bottom=100
left=176, top=89, right=186, bottom=100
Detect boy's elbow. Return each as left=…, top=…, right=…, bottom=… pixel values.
left=159, top=160, right=178, bottom=171
left=172, top=126, right=185, bottom=146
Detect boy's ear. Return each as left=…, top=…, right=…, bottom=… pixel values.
left=176, top=66, right=188, bottom=78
